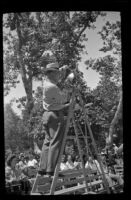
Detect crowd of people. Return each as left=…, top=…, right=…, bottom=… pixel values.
left=5, top=143, right=123, bottom=194
left=5, top=151, right=39, bottom=194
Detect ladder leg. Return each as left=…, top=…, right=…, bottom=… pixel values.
left=85, top=116, right=110, bottom=193
left=78, top=92, right=110, bottom=194
left=77, top=122, right=93, bottom=189
left=79, top=122, right=103, bottom=187
left=49, top=92, right=76, bottom=195
left=31, top=133, right=48, bottom=194
left=73, top=117, right=89, bottom=194
left=31, top=173, right=40, bottom=194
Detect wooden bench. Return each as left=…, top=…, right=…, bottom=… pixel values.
left=6, top=183, right=22, bottom=194
left=31, top=169, right=106, bottom=195
left=31, top=167, right=124, bottom=195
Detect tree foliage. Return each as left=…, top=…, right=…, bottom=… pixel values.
left=4, top=103, right=30, bottom=151
left=3, top=11, right=103, bottom=102
left=85, top=19, right=122, bottom=147
left=5, top=12, right=117, bottom=152
left=4, top=12, right=104, bottom=146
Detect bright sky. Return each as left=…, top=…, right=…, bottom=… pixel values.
left=4, top=12, right=120, bottom=115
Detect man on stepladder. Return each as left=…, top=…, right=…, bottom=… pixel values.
left=38, top=62, right=72, bottom=177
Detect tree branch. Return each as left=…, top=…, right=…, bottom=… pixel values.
left=15, top=14, right=28, bottom=86
left=15, top=14, right=33, bottom=113
left=72, top=23, right=88, bottom=48
left=107, top=90, right=122, bottom=146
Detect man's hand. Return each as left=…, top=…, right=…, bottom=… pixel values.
left=59, top=65, right=70, bottom=79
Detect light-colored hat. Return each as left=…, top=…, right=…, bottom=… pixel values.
left=44, top=62, right=59, bottom=73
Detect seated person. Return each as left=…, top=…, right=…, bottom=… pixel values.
left=85, top=156, right=97, bottom=173
left=27, top=154, right=38, bottom=168
left=74, top=155, right=82, bottom=169
left=5, top=154, right=26, bottom=183
left=60, top=155, right=69, bottom=171
left=66, top=155, right=77, bottom=169
left=96, top=158, right=123, bottom=189
left=108, top=166, right=123, bottom=186
left=16, top=153, right=27, bottom=170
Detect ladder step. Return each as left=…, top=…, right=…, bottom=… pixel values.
left=38, top=179, right=103, bottom=195
left=37, top=176, right=52, bottom=185
left=67, top=135, right=90, bottom=139
left=58, top=168, right=96, bottom=177
left=51, top=183, right=86, bottom=195
left=31, top=192, right=42, bottom=195
left=55, top=180, right=102, bottom=195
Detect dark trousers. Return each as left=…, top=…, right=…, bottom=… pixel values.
left=39, top=110, right=66, bottom=173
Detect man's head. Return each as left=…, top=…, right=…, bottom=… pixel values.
left=88, top=156, right=93, bottom=163
left=44, top=62, right=60, bottom=83
left=6, top=154, right=18, bottom=168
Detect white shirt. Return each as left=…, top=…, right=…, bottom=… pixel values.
left=66, top=161, right=75, bottom=169
left=60, top=163, right=69, bottom=171
left=16, top=161, right=26, bottom=170
left=27, top=159, right=37, bottom=167
left=74, top=161, right=81, bottom=168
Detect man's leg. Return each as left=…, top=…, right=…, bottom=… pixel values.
left=38, top=111, right=51, bottom=173
left=46, top=111, right=66, bottom=173
left=39, top=143, right=49, bottom=173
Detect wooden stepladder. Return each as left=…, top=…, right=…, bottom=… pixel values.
left=31, top=89, right=110, bottom=195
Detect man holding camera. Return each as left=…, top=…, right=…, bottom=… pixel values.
left=38, top=62, right=72, bottom=177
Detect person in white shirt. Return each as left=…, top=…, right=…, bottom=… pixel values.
left=85, top=156, right=97, bottom=171
left=27, top=154, right=38, bottom=168
left=60, top=155, right=69, bottom=171
left=17, top=154, right=27, bottom=170
left=66, top=155, right=76, bottom=169
left=74, top=155, right=82, bottom=169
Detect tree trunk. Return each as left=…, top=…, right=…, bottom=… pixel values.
left=15, top=14, right=33, bottom=116
left=106, top=91, right=122, bottom=147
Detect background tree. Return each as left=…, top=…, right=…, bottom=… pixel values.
left=4, top=12, right=105, bottom=151
left=4, top=103, right=30, bottom=151
left=85, top=20, right=122, bottom=148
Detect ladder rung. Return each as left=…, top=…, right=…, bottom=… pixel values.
left=67, top=135, right=90, bottom=139
left=54, top=180, right=102, bottom=195
left=38, top=179, right=103, bottom=195
left=31, top=192, right=42, bottom=195
left=51, top=183, right=86, bottom=195
left=59, top=168, right=96, bottom=177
